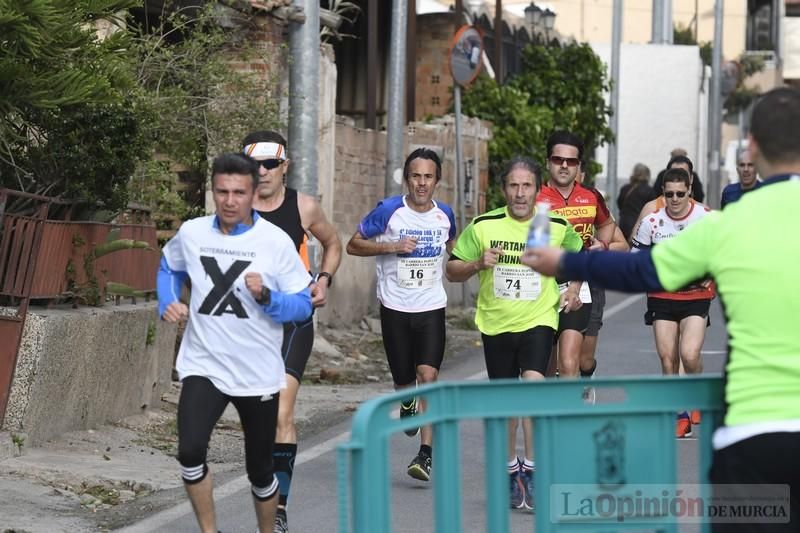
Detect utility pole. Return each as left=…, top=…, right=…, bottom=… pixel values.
left=708, top=0, right=723, bottom=209
left=651, top=0, right=664, bottom=43
left=288, top=0, right=319, bottom=196
left=607, top=0, right=622, bottom=218
left=652, top=0, right=673, bottom=44
left=385, top=0, right=408, bottom=197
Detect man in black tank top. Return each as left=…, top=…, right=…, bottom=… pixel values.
left=243, top=131, right=342, bottom=533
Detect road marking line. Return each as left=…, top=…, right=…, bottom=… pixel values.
left=119, top=430, right=353, bottom=532
left=603, top=294, right=644, bottom=318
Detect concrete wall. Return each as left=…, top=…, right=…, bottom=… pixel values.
left=592, top=43, right=708, bottom=194
left=2, top=303, right=176, bottom=446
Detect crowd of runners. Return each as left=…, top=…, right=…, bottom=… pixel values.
left=158, top=86, right=799, bottom=532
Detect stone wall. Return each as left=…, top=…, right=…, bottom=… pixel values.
left=415, top=14, right=458, bottom=121
left=2, top=303, right=176, bottom=446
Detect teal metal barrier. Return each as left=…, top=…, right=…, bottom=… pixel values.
left=337, top=375, right=724, bottom=533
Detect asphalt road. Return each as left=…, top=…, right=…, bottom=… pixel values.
left=123, top=291, right=728, bottom=533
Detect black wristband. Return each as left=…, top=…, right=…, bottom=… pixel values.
left=257, top=286, right=271, bottom=305
left=316, top=271, right=333, bottom=287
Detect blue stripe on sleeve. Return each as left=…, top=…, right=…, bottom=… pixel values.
left=358, top=196, right=404, bottom=238
left=262, top=287, right=312, bottom=323
left=560, top=249, right=664, bottom=293
left=157, top=256, right=188, bottom=318
left=440, top=202, right=457, bottom=241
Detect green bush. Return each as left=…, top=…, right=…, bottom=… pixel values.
left=461, top=43, right=613, bottom=208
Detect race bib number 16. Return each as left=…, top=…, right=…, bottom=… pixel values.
left=397, top=256, right=441, bottom=288
left=493, top=265, right=541, bottom=300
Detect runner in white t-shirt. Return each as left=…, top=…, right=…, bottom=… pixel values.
left=158, top=153, right=312, bottom=533
left=346, top=148, right=456, bottom=483
left=631, top=167, right=714, bottom=438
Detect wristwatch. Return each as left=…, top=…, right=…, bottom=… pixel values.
left=257, top=286, right=271, bottom=305
left=316, top=271, right=333, bottom=287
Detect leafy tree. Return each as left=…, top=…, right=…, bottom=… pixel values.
left=1, top=0, right=283, bottom=219
left=0, top=0, right=141, bottom=209
left=461, top=43, right=613, bottom=208
left=126, top=3, right=282, bottom=224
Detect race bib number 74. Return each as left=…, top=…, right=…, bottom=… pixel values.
left=493, top=265, right=542, bottom=300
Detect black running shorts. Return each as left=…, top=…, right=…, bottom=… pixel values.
left=645, top=297, right=711, bottom=326
left=556, top=302, right=591, bottom=336
left=281, top=316, right=314, bottom=381
left=481, top=326, right=555, bottom=378
left=585, top=286, right=606, bottom=337
left=379, top=304, right=446, bottom=387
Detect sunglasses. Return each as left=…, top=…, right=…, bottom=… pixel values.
left=664, top=191, right=687, bottom=199
left=257, top=159, right=283, bottom=170
left=549, top=155, right=581, bottom=168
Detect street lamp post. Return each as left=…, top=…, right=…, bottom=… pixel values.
left=524, top=2, right=556, bottom=44
left=542, top=8, right=556, bottom=43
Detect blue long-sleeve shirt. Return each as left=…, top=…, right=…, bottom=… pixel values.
left=560, top=249, right=664, bottom=293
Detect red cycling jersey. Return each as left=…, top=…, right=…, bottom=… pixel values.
left=537, top=183, right=612, bottom=249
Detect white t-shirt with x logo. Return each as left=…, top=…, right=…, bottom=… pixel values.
left=163, top=215, right=311, bottom=396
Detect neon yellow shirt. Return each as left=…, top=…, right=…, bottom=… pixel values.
left=452, top=206, right=583, bottom=336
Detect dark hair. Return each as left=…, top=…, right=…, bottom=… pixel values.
left=403, top=148, right=442, bottom=182
left=241, top=130, right=287, bottom=149
left=750, top=87, right=800, bottom=164
left=667, top=154, right=694, bottom=174
left=661, top=167, right=691, bottom=188
left=546, top=130, right=584, bottom=159
left=500, top=156, right=542, bottom=190
left=211, top=153, right=260, bottom=189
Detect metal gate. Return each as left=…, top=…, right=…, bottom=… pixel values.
left=0, top=189, right=51, bottom=421
left=337, top=376, right=724, bottom=533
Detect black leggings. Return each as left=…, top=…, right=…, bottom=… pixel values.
left=177, top=376, right=279, bottom=490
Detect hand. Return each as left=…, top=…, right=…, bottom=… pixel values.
left=395, top=237, right=418, bottom=254
left=162, top=302, right=189, bottom=323
left=478, top=246, right=504, bottom=270
left=587, top=237, right=606, bottom=251
left=559, top=287, right=583, bottom=313
left=520, top=246, right=564, bottom=277
left=244, top=272, right=264, bottom=301
left=310, top=278, right=329, bottom=307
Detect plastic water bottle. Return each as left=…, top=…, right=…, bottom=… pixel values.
left=527, top=201, right=551, bottom=249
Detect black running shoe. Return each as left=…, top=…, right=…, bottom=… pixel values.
left=399, top=398, right=419, bottom=437
left=407, top=451, right=432, bottom=481
left=273, top=508, right=288, bottom=533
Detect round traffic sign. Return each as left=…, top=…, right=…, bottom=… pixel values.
left=449, top=25, right=484, bottom=87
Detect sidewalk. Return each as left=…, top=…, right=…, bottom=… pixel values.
left=0, top=382, right=390, bottom=533
left=0, top=311, right=480, bottom=532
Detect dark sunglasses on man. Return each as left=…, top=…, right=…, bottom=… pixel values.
left=257, top=159, right=283, bottom=170
left=664, top=191, right=687, bottom=199
left=549, top=155, right=581, bottom=168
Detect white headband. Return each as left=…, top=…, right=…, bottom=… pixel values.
left=243, top=142, right=287, bottom=160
